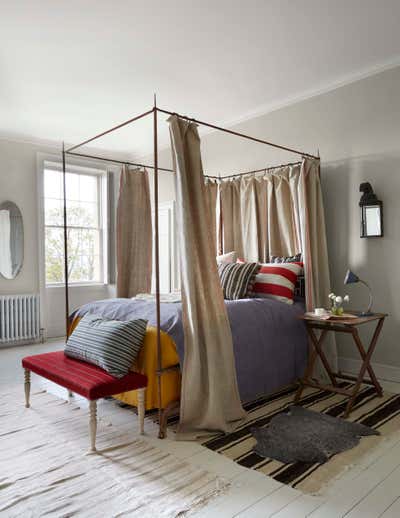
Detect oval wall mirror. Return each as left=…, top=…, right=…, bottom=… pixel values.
left=0, top=201, right=24, bottom=279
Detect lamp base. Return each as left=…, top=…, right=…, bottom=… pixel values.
left=354, top=310, right=374, bottom=317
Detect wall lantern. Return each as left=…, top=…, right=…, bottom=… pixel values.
left=359, top=182, right=383, bottom=238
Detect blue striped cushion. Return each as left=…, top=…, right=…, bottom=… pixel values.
left=65, top=314, right=148, bottom=378
left=218, top=262, right=260, bottom=300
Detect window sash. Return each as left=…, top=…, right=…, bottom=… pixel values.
left=44, top=166, right=106, bottom=285
left=45, top=224, right=101, bottom=231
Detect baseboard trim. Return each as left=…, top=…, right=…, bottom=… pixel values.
left=339, top=356, right=400, bottom=383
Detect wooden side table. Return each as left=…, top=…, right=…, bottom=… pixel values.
left=294, top=312, right=387, bottom=417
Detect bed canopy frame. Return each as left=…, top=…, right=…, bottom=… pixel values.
left=63, top=97, right=319, bottom=438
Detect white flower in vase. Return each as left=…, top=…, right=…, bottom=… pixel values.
left=330, top=293, right=350, bottom=316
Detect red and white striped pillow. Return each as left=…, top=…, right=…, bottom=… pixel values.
left=238, top=260, right=302, bottom=304
left=253, top=263, right=302, bottom=304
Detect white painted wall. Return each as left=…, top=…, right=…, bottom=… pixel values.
left=0, top=140, right=114, bottom=338
left=156, top=66, right=400, bottom=370
left=0, top=138, right=177, bottom=338
left=0, top=140, right=42, bottom=296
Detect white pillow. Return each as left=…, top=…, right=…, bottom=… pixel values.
left=216, top=251, right=238, bottom=264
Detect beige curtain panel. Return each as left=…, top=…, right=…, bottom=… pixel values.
left=220, top=179, right=244, bottom=259
left=203, top=178, right=219, bottom=254
left=298, top=159, right=337, bottom=372
left=168, top=115, right=246, bottom=439
left=218, top=158, right=337, bottom=370
left=220, top=169, right=300, bottom=261
left=116, top=166, right=152, bottom=298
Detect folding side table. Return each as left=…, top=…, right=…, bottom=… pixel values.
left=295, top=312, right=387, bottom=417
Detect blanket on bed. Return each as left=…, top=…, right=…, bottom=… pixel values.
left=73, top=297, right=308, bottom=403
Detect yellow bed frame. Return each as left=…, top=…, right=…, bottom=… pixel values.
left=69, top=317, right=181, bottom=411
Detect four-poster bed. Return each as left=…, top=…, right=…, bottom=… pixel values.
left=62, top=98, right=326, bottom=439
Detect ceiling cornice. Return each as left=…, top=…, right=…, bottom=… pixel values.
left=2, top=55, right=400, bottom=160
left=218, top=55, right=400, bottom=129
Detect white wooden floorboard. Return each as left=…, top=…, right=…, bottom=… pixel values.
left=5, top=341, right=400, bottom=518
left=379, top=496, right=400, bottom=517
left=272, top=494, right=325, bottom=518
left=235, top=484, right=300, bottom=518
left=192, top=469, right=283, bottom=518
left=345, top=464, right=400, bottom=518
left=308, top=438, right=400, bottom=518
left=323, top=433, right=400, bottom=498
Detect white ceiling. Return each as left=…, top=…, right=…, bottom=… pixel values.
left=1, top=0, right=400, bottom=158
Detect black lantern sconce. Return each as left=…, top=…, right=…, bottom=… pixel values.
left=359, top=182, right=383, bottom=238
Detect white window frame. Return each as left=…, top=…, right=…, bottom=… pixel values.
left=37, top=154, right=110, bottom=289
left=151, top=201, right=178, bottom=294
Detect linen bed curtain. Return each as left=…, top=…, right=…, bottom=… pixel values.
left=116, top=166, right=152, bottom=298
left=168, top=115, right=246, bottom=438
left=220, top=168, right=300, bottom=262
left=219, top=159, right=336, bottom=370
left=203, top=178, right=218, bottom=254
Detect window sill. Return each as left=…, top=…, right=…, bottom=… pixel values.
left=46, top=283, right=108, bottom=289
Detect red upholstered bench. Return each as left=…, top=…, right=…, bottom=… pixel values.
left=22, top=351, right=148, bottom=452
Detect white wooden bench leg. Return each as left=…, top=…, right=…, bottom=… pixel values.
left=24, top=369, right=31, bottom=408
left=137, top=387, right=145, bottom=435
left=89, top=400, right=97, bottom=453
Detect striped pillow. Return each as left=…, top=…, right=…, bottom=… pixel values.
left=270, top=253, right=302, bottom=264
left=218, top=262, right=260, bottom=300
left=65, top=314, right=148, bottom=378
left=252, top=262, right=302, bottom=304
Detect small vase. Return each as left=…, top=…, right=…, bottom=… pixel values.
left=331, top=305, right=344, bottom=316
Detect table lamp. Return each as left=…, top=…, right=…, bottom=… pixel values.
left=344, top=269, right=373, bottom=316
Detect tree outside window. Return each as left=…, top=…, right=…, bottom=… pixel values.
left=44, top=168, right=104, bottom=285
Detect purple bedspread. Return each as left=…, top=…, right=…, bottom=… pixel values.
left=73, top=297, right=308, bottom=403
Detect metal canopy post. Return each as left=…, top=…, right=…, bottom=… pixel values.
left=153, top=98, right=164, bottom=438
left=62, top=142, right=70, bottom=339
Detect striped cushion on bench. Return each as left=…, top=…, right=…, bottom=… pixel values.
left=65, top=314, right=147, bottom=378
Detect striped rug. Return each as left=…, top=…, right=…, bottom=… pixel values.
left=161, top=382, right=400, bottom=494
left=201, top=383, right=400, bottom=493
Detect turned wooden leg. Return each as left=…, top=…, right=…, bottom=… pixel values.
left=24, top=369, right=31, bottom=408
left=89, top=400, right=97, bottom=453
left=137, top=387, right=145, bottom=435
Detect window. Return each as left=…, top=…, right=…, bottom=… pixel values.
left=43, top=164, right=108, bottom=285
left=151, top=202, right=178, bottom=293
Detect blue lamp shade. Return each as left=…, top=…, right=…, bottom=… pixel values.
left=344, top=270, right=359, bottom=285
left=343, top=269, right=373, bottom=315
